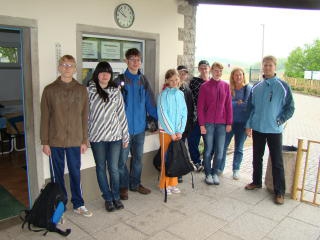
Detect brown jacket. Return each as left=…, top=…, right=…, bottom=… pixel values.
left=40, top=77, right=88, bottom=147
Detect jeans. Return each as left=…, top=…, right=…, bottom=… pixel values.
left=118, top=132, right=145, bottom=190
left=90, top=140, right=122, bottom=202
left=252, top=130, right=285, bottom=195
left=203, top=123, right=226, bottom=176
left=187, top=122, right=202, bottom=165
left=220, top=122, right=247, bottom=172
left=50, top=147, right=84, bottom=209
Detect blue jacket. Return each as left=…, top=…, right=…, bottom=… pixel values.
left=157, top=87, right=187, bottom=135
left=114, top=69, right=157, bottom=135
left=246, top=76, right=295, bottom=133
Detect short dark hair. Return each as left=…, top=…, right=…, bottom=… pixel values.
left=125, top=48, right=141, bottom=59
left=198, top=60, right=210, bottom=67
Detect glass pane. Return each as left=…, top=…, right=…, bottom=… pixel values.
left=0, top=47, right=18, bottom=63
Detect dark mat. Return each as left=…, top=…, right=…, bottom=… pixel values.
left=0, top=185, right=25, bottom=220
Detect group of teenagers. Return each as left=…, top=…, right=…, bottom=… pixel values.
left=40, top=48, right=295, bottom=219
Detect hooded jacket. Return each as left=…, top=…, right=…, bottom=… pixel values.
left=246, top=76, right=295, bottom=133
left=157, top=87, right=187, bottom=135
left=114, top=69, right=157, bottom=135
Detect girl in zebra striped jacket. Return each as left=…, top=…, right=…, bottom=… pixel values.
left=87, top=61, right=129, bottom=212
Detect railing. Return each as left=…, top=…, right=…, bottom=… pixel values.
left=292, top=138, right=320, bottom=206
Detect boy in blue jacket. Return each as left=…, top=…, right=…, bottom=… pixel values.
left=114, top=48, right=157, bottom=200
left=245, top=55, right=295, bottom=205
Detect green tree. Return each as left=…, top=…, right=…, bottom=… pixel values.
left=285, top=39, right=320, bottom=78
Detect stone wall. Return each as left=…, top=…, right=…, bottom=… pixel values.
left=177, top=0, right=197, bottom=75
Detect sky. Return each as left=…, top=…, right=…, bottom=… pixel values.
left=196, top=4, right=320, bottom=65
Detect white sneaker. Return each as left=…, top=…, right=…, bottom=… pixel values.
left=74, top=206, right=93, bottom=217
left=161, top=188, right=172, bottom=195
left=212, top=174, right=220, bottom=185
left=233, top=170, right=240, bottom=180
left=170, top=186, right=181, bottom=194
left=205, top=175, right=214, bottom=185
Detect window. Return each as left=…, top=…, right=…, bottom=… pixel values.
left=0, top=46, right=18, bottom=63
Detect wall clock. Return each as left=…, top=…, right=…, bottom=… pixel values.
left=114, top=3, right=135, bottom=28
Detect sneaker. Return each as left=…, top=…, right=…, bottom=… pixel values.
left=59, top=215, right=65, bottom=224
left=195, top=163, right=204, bottom=172
left=212, top=174, right=220, bottom=185
left=233, top=170, right=240, bottom=180
left=74, top=206, right=93, bottom=217
left=245, top=182, right=262, bottom=190
left=216, top=170, right=223, bottom=176
left=205, top=175, right=214, bottom=185
left=130, top=184, right=151, bottom=194
left=113, top=199, right=124, bottom=210
left=105, top=201, right=115, bottom=212
left=274, top=195, right=284, bottom=205
left=170, top=186, right=181, bottom=194
left=160, top=188, right=172, bottom=195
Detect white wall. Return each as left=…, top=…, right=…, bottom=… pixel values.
left=0, top=0, right=184, bottom=179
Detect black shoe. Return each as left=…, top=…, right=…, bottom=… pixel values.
left=113, top=199, right=124, bottom=210
left=178, top=176, right=183, bottom=183
left=105, top=201, right=115, bottom=212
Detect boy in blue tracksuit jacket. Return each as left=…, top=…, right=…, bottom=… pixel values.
left=114, top=48, right=157, bottom=200
left=245, top=55, right=295, bottom=205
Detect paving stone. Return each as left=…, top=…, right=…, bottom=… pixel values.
left=250, top=196, right=300, bottom=221
left=207, top=230, right=240, bottom=240
left=167, top=211, right=227, bottom=240
left=289, top=203, right=320, bottom=227
left=124, top=206, right=185, bottom=235
left=205, top=197, right=251, bottom=222
left=268, top=217, right=320, bottom=240
left=222, top=212, right=277, bottom=240
left=93, top=222, right=147, bottom=240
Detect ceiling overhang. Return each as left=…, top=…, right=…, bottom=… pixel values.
left=186, top=0, right=320, bottom=10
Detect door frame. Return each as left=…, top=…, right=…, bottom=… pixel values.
left=0, top=15, right=42, bottom=205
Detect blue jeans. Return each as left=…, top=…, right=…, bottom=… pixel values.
left=50, top=147, right=84, bottom=209
left=203, top=123, right=226, bottom=176
left=118, top=132, right=145, bottom=190
left=90, top=140, right=122, bottom=202
left=220, top=122, right=247, bottom=172
left=187, top=122, right=202, bottom=165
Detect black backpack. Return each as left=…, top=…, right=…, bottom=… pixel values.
left=153, top=148, right=161, bottom=172
left=21, top=182, right=71, bottom=236
left=165, top=140, right=195, bottom=177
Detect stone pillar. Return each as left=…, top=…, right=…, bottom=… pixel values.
left=177, top=0, right=197, bottom=75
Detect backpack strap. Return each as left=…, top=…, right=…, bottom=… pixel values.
left=46, top=224, right=71, bottom=237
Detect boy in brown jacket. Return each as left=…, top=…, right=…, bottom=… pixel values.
left=40, top=55, right=92, bottom=217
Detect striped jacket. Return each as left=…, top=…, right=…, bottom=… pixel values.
left=87, top=81, right=129, bottom=143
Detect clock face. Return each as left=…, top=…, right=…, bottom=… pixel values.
left=114, top=4, right=135, bottom=28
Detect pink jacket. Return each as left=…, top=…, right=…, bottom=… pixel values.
left=197, top=79, right=233, bottom=126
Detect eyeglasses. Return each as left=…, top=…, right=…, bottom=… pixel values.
left=60, top=63, right=75, bottom=68
left=128, top=58, right=141, bottom=63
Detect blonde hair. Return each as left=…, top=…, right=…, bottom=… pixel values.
left=229, top=67, right=248, bottom=97
left=164, top=69, right=180, bottom=88
left=59, top=54, right=76, bottom=65
left=211, top=62, right=224, bottom=70
left=263, top=55, right=277, bottom=65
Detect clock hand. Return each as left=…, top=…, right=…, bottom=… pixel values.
left=119, top=9, right=127, bottom=18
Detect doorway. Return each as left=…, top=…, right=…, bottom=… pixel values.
left=0, top=27, right=29, bottom=220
